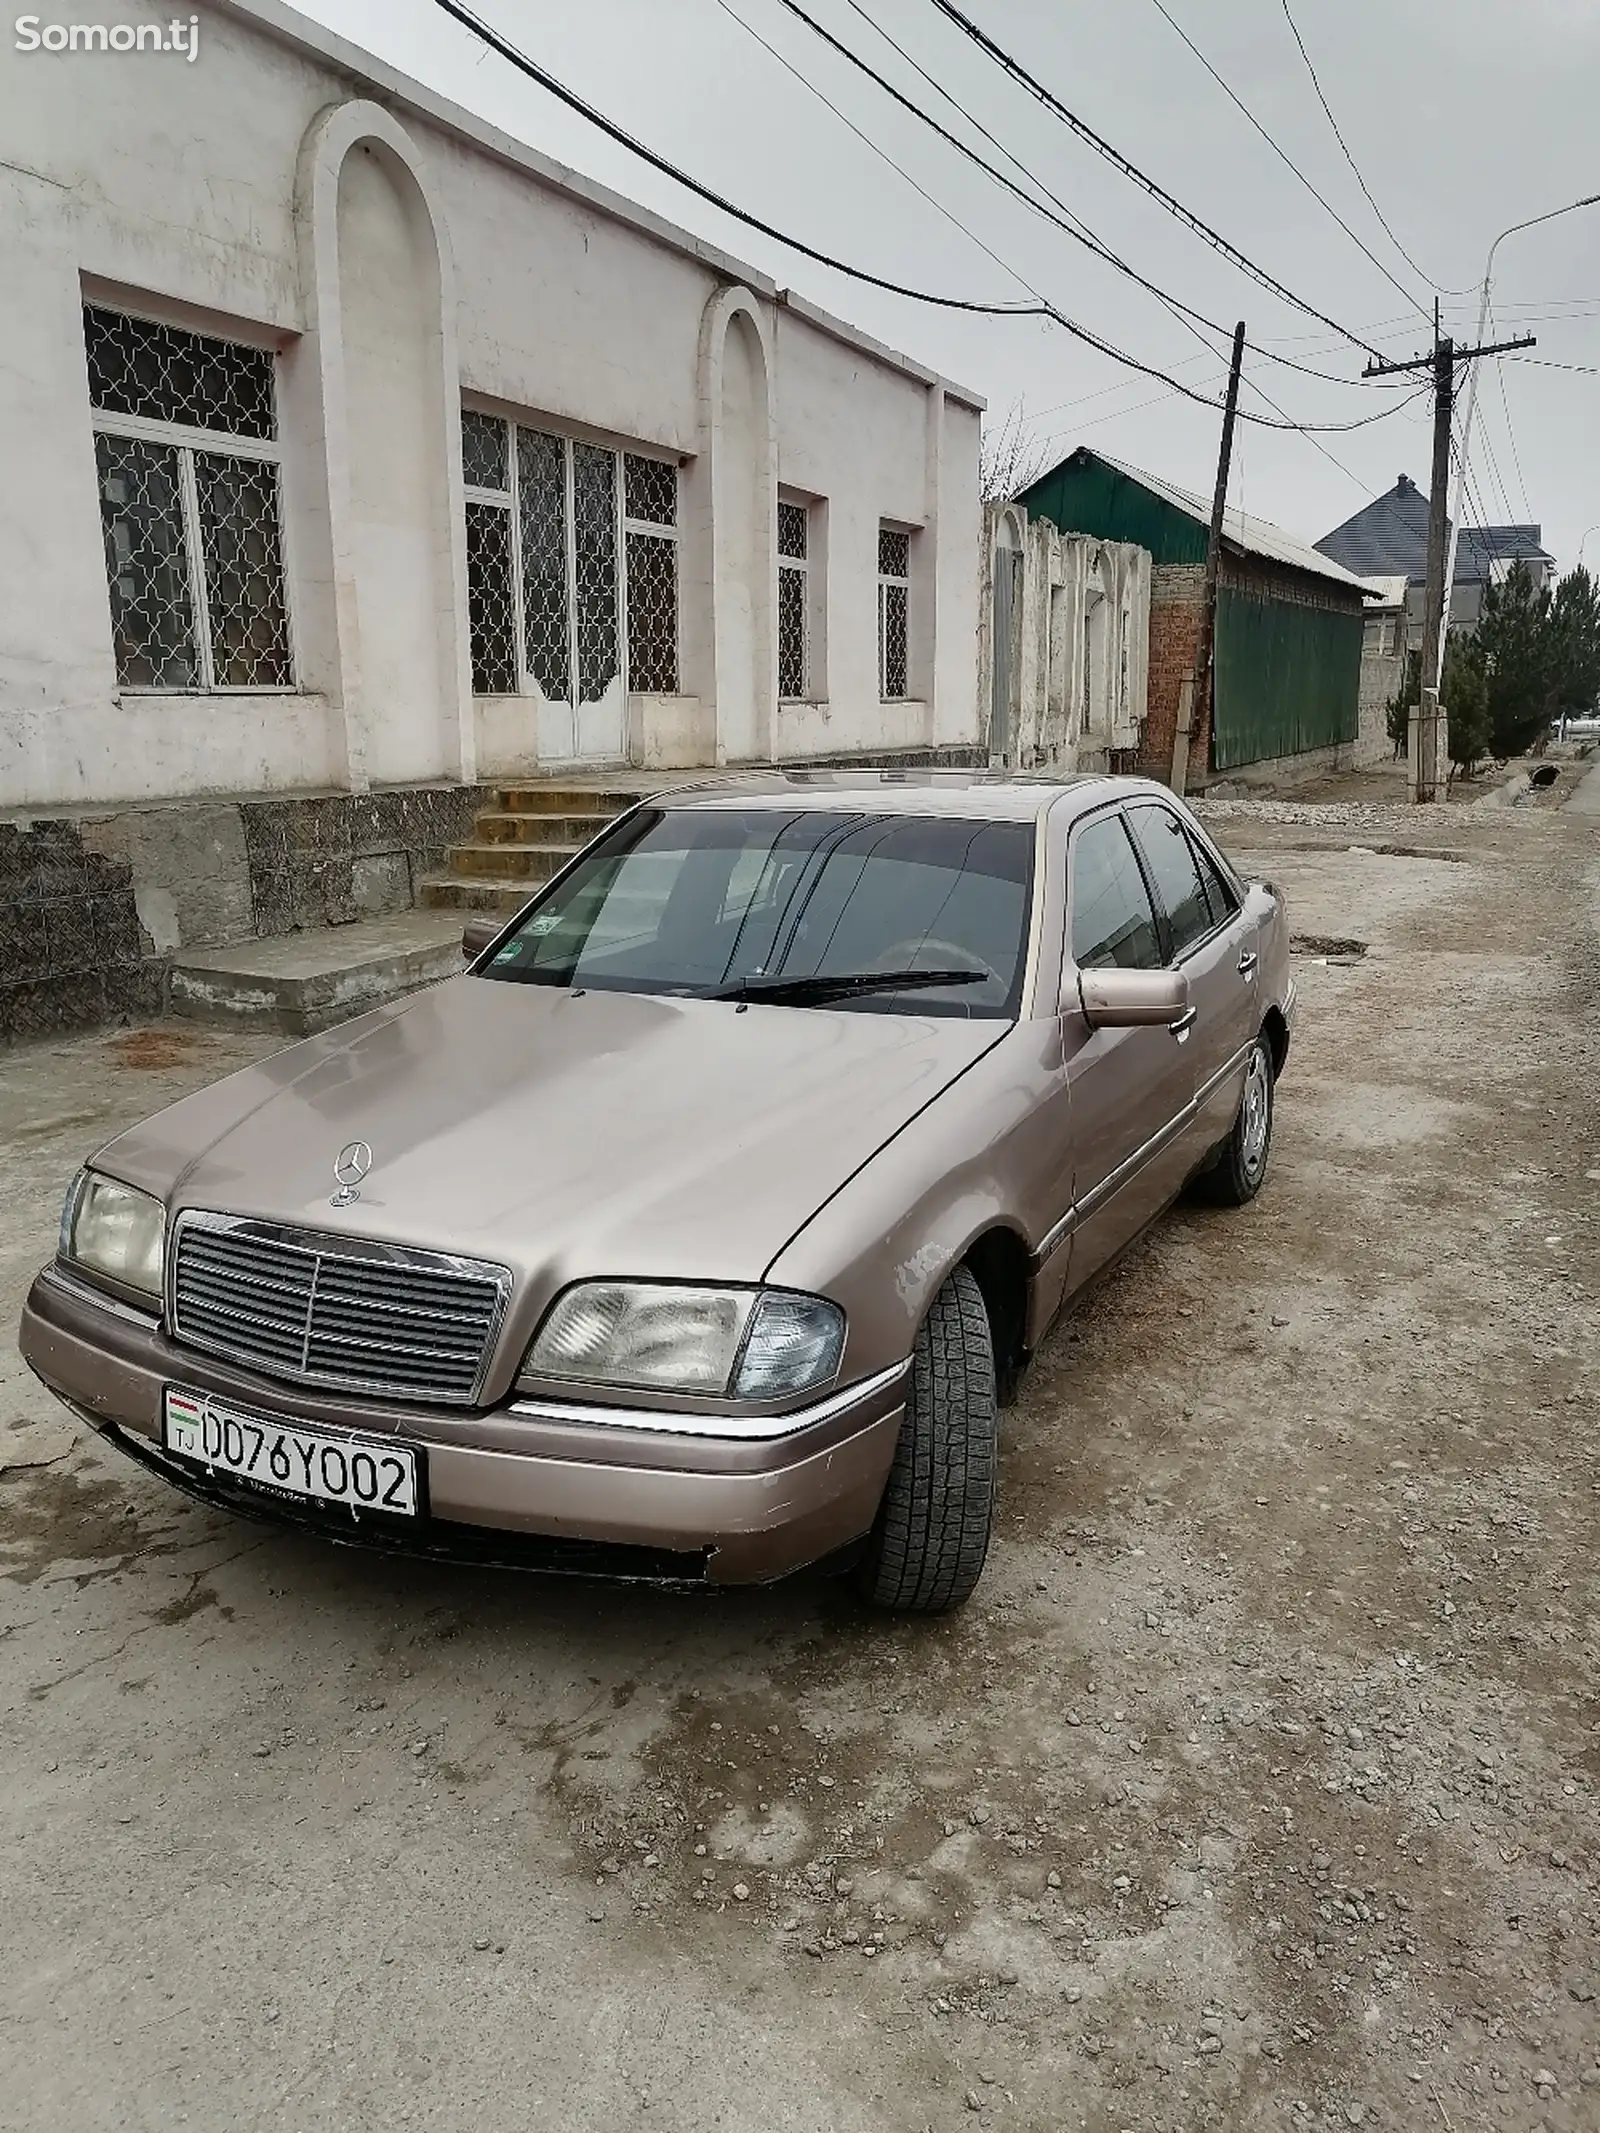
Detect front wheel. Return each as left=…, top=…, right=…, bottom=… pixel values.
left=854, top=1265, right=997, bottom=1613
left=1196, top=1033, right=1274, bottom=1206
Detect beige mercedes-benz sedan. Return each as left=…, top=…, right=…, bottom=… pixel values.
left=20, top=771, right=1293, bottom=1611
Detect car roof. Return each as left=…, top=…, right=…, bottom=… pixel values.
left=652, top=769, right=1174, bottom=824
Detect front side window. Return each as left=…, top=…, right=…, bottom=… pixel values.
left=878, top=524, right=910, bottom=699
left=480, top=807, right=1034, bottom=1019
left=1126, top=804, right=1215, bottom=959
left=1070, top=813, right=1161, bottom=971
left=86, top=306, right=292, bottom=690
left=461, top=409, right=678, bottom=698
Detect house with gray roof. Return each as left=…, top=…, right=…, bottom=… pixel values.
left=1315, top=475, right=1555, bottom=650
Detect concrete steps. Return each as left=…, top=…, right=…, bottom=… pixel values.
left=418, top=782, right=645, bottom=918
left=171, top=912, right=469, bottom=1036
left=443, top=840, right=575, bottom=882
left=417, top=873, right=542, bottom=917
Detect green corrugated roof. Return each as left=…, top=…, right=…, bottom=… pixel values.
left=1022, top=447, right=1367, bottom=590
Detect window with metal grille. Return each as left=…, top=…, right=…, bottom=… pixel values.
left=777, top=499, right=809, bottom=700
left=461, top=410, right=678, bottom=698
left=623, top=450, right=677, bottom=693
left=86, top=305, right=292, bottom=691
left=878, top=524, right=910, bottom=701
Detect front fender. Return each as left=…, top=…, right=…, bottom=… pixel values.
left=762, top=1023, right=1063, bottom=1384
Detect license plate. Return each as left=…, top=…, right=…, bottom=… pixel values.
left=163, top=1388, right=421, bottom=1518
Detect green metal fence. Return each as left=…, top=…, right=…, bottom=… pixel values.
left=1213, top=589, right=1362, bottom=769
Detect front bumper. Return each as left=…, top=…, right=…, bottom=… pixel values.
left=18, top=1265, right=906, bottom=1585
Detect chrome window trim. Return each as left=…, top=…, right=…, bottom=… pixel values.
left=1060, top=798, right=1164, bottom=994
left=509, top=1357, right=911, bottom=1441
left=167, top=1210, right=513, bottom=1408
left=1122, top=800, right=1239, bottom=968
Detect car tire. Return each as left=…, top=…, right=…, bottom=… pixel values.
left=1195, top=1032, right=1274, bottom=1207
left=854, top=1264, right=997, bottom=1613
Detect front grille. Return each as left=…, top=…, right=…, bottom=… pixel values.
left=170, top=1215, right=508, bottom=1405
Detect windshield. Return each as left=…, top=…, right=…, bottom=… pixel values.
left=478, top=806, right=1035, bottom=1018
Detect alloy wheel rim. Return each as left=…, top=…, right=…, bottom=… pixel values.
left=1241, top=1049, right=1271, bottom=1178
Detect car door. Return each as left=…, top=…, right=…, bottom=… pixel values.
left=1124, top=802, right=1260, bottom=1159
left=1058, top=807, right=1199, bottom=1295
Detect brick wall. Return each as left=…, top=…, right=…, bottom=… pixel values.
left=1141, top=568, right=1205, bottom=780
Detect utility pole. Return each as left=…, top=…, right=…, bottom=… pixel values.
left=1172, top=319, right=1245, bottom=797
left=1363, top=315, right=1535, bottom=801
left=1415, top=314, right=1454, bottom=802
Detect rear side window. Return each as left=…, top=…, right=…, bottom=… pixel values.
left=1070, top=814, right=1161, bottom=970
left=1127, top=805, right=1214, bottom=958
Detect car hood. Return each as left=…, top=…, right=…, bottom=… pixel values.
left=95, top=975, right=1004, bottom=1289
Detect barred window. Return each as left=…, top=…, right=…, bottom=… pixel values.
left=460, top=411, right=677, bottom=698
left=777, top=499, right=809, bottom=700
left=464, top=500, right=518, bottom=696
left=624, top=450, right=678, bottom=692
left=878, top=523, right=910, bottom=700
left=87, top=305, right=292, bottom=691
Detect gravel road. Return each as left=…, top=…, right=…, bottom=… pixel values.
left=2, top=794, right=1596, bottom=2133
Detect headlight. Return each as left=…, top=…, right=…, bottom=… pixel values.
left=60, top=1170, right=166, bottom=1298
left=522, top=1281, right=845, bottom=1401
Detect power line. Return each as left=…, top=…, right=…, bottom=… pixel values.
left=1487, top=304, right=1534, bottom=521
left=1474, top=400, right=1518, bottom=525
left=1275, top=0, right=1437, bottom=290
left=429, top=0, right=1418, bottom=433
left=772, top=0, right=1372, bottom=388
left=1507, top=354, right=1600, bottom=376
left=924, top=0, right=1389, bottom=358
left=1027, top=353, right=1216, bottom=422
left=1450, top=434, right=1500, bottom=572
left=713, top=0, right=1056, bottom=307
left=1145, top=0, right=1431, bottom=321
left=430, top=0, right=1047, bottom=318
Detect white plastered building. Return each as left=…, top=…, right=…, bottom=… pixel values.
left=0, top=0, right=985, bottom=812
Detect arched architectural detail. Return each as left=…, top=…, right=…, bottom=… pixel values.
left=696, top=286, right=777, bottom=764
left=989, top=505, right=1026, bottom=761
left=293, top=100, right=471, bottom=791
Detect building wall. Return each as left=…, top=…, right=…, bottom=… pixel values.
left=0, top=0, right=982, bottom=812
left=1357, top=609, right=1407, bottom=766
left=0, top=785, right=489, bottom=1044
left=979, top=505, right=1149, bottom=770
left=1138, top=557, right=1362, bottom=784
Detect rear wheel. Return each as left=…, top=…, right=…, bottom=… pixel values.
left=854, top=1265, right=997, bottom=1613
left=1195, top=1032, right=1274, bottom=1206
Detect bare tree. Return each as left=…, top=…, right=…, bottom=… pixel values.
left=980, top=404, right=1051, bottom=504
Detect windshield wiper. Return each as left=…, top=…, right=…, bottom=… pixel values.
left=714, top=968, right=984, bottom=1006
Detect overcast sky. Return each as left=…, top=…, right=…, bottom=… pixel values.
left=302, top=0, right=1600, bottom=569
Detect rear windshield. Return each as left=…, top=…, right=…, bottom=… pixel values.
left=479, top=807, right=1035, bottom=1018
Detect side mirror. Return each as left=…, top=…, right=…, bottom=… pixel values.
left=461, top=914, right=500, bottom=961
left=1076, top=965, right=1190, bottom=1028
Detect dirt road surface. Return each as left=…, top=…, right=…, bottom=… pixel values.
left=3, top=793, right=1596, bottom=2133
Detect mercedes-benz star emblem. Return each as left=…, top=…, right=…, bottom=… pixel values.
left=330, top=1140, right=373, bottom=1207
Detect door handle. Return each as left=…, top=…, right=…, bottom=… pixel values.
left=1237, top=950, right=1259, bottom=979
left=1168, top=1006, right=1197, bottom=1040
